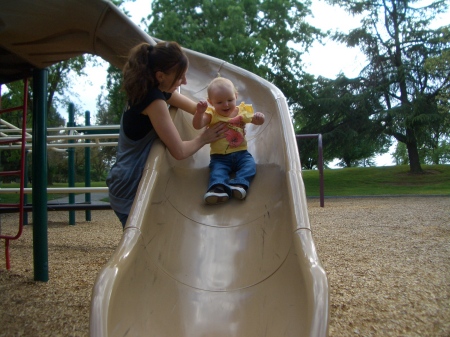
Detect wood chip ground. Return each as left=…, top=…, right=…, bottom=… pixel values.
left=1, top=196, right=449, bottom=336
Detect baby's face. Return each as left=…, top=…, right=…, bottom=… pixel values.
left=208, top=84, right=237, bottom=118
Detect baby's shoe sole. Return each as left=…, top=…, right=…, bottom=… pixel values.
left=204, top=191, right=229, bottom=205
left=230, top=186, right=246, bottom=200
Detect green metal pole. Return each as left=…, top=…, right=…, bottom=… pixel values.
left=24, top=150, right=29, bottom=225
left=85, top=111, right=91, bottom=221
left=67, top=104, right=75, bottom=225
left=32, top=68, right=49, bottom=282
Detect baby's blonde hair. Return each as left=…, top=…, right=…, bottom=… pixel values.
left=207, top=77, right=237, bottom=99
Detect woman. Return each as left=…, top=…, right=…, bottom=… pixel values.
left=106, top=41, right=225, bottom=228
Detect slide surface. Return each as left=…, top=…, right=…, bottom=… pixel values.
left=0, top=1, right=329, bottom=335
left=90, top=50, right=329, bottom=336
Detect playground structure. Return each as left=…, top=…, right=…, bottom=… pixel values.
left=0, top=0, right=329, bottom=336
left=0, top=117, right=118, bottom=211
left=0, top=100, right=118, bottom=268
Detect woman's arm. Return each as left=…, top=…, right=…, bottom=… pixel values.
left=144, top=99, right=224, bottom=160
left=166, top=91, right=197, bottom=114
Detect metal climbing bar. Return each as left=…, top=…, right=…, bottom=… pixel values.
left=0, top=78, right=28, bottom=270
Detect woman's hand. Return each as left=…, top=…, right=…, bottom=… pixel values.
left=200, top=122, right=227, bottom=144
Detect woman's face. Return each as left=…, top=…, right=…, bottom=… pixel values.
left=157, top=68, right=188, bottom=93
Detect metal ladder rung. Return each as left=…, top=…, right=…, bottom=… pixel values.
left=0, top=203, right=20, bottom=208
left=0, top=137, right=23, bottom=145
left=0, top=105, right=24, bottom=114
left=0, top=170, right=21, bottom=176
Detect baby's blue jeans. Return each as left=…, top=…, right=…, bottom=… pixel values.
left=208, top=150, right=256, bottom=196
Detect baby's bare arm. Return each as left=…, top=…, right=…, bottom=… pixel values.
left=192, top=100, right=211, bottom=129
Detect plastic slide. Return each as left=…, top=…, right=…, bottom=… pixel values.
left=0, top=0, right=329, bottom=335
left=89, top=48, right=329, bottom=336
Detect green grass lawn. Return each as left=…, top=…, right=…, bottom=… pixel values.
left=1, top=165, right=449, bottom=203
left=302, top=164, right=450, bottom=197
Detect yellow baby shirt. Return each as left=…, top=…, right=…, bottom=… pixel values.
left=206, top=102, right=254, bottom=155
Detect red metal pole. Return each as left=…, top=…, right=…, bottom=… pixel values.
left=5, top=239, right=10, bottom=270
left=0, top=78, right=28, bottom=269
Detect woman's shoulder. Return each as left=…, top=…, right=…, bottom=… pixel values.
left=129, top=88, right=171, bottom=113
left=144, top=88, right=171, bottom=104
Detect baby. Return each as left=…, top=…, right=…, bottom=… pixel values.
left=193, top=77, right=265, bottom=205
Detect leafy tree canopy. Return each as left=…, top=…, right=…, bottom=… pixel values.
left=327, top=0, right=450, bottom=172
left=295, top=74, right=391, bottom=168
left=147, top=0, right=323, bottom=104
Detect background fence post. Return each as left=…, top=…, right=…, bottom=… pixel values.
left=85, top=110, right=91, bottom=221
left=67, top=103, right=75, bottom=225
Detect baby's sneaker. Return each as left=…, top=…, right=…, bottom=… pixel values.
left=204, top=185, right=229, bottom=205
left=230, top=185, right=246, bottom=200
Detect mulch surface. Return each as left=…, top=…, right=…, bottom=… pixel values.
left=1, top=196, right=449, bottom=336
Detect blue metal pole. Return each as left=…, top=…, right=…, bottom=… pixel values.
left=32, top=68, right=49, bottom=282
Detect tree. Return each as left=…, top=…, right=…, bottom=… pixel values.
left=147, top=0, right=323, bottom=106
left=90, top=146, right=110, bottom=181
left=95, top=76, right=125, bottom=169
left=98, top=65, right=126, bottom=125
left=1, top=56, right=90, bottom=182
left=421, top=55, right=450, bottom=164
left=1, top=56, right=90, bottom=127
left=294, top=74, right=390, bottom=168
left=46, top=56, right=89, bottom=122
left=329, top=0, right=450, bottom=173
left=392, top=141, right=409, bottom=165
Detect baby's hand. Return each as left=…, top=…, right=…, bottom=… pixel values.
left=193, top=100, right=211, bottom=129
left=196, top=100, right=208, bottom=114
left=252, top=112, right=265, bottom=125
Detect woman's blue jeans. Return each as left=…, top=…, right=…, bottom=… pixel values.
left=208, top=150, right=256, bottom=196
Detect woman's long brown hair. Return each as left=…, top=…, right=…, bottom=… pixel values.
left=122, top=41, right=188, bottom=105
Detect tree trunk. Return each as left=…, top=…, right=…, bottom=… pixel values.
left=406, top=128, right=423, bottom=174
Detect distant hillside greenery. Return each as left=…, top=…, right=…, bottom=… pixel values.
left=0, top=165, right=448, bottom=204
left=302, top=165, right=450, bottom=197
